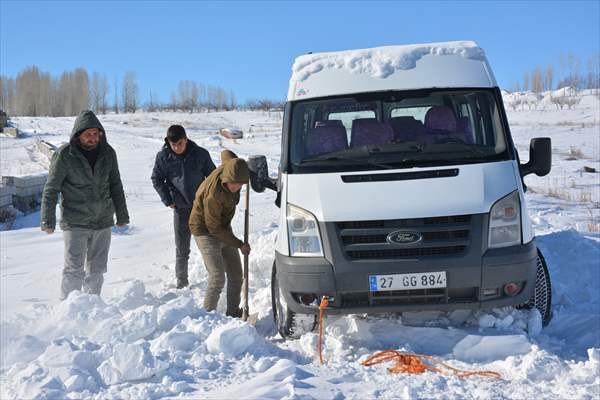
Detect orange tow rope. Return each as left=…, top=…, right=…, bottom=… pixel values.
left=361, top=350, right=502, bottom=379
left=317, top=298, right=501, bottom=379
left=318, top=297, right=329, bottom=365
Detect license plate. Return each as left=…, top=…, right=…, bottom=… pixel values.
left=369, top=271, right=447, bottom=291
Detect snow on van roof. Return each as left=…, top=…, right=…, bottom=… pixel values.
left=292, top=41, right=485, bottom=82
left=288, top=41, right=494, bottom=100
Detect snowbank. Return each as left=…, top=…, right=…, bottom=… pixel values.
left=206, top=320, right=259, bottom=357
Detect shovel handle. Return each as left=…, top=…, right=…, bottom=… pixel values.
left=242, top=184, right=250, bottom=321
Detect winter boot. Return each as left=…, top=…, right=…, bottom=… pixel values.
left=176, top=277, right=189, bottom=289
left=225, top=307, right=243, bottom=318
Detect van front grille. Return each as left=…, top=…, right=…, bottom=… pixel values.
left=342, top=230, right=469, bottom=245
left=337, top=215, right=471, bottom=260
left=347, top=246, right=466, bottom=259
left=340, top=287, right=478, bottom=307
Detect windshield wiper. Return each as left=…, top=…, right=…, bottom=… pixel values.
left=368, top=142, right=424, bottom=155
left=301, top=143, right=427, bottom=169
left=302, top=154, right=397, bottom=169
left=303, top=143, right=422, bottom=162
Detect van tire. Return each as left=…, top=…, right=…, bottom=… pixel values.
left=519, top=249, right=552, bottom=326
left=271, top=261, right=317, bottom=339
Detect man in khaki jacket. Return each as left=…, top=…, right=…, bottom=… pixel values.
left=189, top=150, right=251, bottom=317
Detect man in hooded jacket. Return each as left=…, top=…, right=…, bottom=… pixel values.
left=41, top=110, right=129, bottom=299
left=189, top=150, right=251, bottom=317
left=151, top=125, right=216, bottom=288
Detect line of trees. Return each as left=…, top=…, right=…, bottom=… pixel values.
left=0, top=67, right=140, bottom=117
left=1, top=65, right=283, bottom=117
left=511, top=52, right=600, bottom=93
left=0, top=66, right=90, bottom=117
left=155, top=81, right=238, bottom=112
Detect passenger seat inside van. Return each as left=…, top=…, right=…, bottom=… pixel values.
left=424, top=106, right=473, bottom=144
left=305, top=121, right=348, bottom=156
left=390, top=116, right=426, bottom=142
left=350, top=118, right=394, bottom=147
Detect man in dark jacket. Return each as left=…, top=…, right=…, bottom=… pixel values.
left=151, top=125, right=216, bottom=288
left=41, top=110, right=130, bottom=300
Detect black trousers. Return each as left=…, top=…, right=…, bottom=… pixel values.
left=174, top=207, right=192, bottom=279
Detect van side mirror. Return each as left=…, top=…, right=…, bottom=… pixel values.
left=520, top=137, right=552, bottom=177
left=248, top=155, right=277, bottom=193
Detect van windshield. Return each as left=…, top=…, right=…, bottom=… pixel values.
left=288, top=89, right=510, bottom=173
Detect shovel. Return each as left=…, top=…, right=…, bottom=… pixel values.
left=242, top=183, right=250, bottom=322
left=241, top=184, right=258, bottom=325
left=242, top=155, right=274, bottom=325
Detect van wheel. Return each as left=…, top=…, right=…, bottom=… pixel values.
left=519, top=249, right=553, bottom=326
left=271, top=261, right=317, bottom=339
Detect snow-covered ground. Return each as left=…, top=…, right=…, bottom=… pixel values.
left=1, top=96, right=599, bottom=399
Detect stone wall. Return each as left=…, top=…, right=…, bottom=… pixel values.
left=1, top=174, right=48, bottom=212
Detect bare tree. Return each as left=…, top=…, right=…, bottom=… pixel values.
left=522, top=71, right=529, bottom=91
left=0, top=76, right=16, bottom=114
left=206, top=85, right=216, bottom=111
left=544, top=64, right=554, bottom=91
left=146, top=89, right=158, bottom=112
left=98, top=74, right=108, bottom=114
left=169, top=91, right=178, bottom=111
left=532, top=66, right=543, bottom=93
left=178, top=80, right=191, bottom=112
left=190, top=82, right=199, bottom=112
left=229, top=89, right=237, bottom=110
left=90, top=72, right=102, bottom=113
left=113, top=76, right=119, bottom=114
left=38, top=72, right=52, bottom=116
left=122, top=71, right=138, bottom=113
left=73, top=68, right=89, bottom=115
left=198, top=83, right=206, bottom=110
left=559, top=52, right=567, bottom=84
left=586, top=57, right=595, bottom=89
left=596, top=53, right=600, bottom=93
left=566, top=52, right=581, bottom=91
left=215, top=86, right=227, bottom=111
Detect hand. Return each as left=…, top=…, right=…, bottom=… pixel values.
left=42, top=227, right=54, bottom=235
left=240, top=243, right=251, bottom=256
left=168, top=204, right=176, bottom=209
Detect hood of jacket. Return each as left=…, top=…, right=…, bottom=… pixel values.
left=70, top=110, right=107, bottom=149
left=220, top=149, right=237, bottom=163
left=221, top=158, right=249, bottom=184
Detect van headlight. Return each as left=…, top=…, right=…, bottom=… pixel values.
left=488, top=191, right=521, bottom=249
left=287, top=204, right=323, bottom=257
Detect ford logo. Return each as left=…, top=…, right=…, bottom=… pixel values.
left=386, top=231, right=423, bottom=246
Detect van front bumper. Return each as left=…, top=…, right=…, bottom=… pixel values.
left=275, top=240, right=537, bottom=315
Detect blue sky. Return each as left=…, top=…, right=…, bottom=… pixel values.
left=1, top=0, right=599, bottom=103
